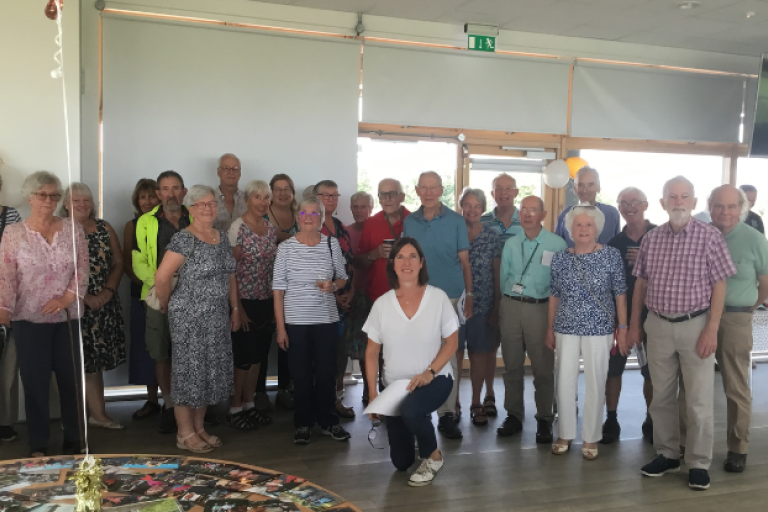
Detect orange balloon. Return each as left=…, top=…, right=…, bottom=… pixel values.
left=566, top=157, right=588, bottom=179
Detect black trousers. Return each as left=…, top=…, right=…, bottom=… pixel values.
left=286, top=322, right=339, bottom=429
left=13, top=320, right=84, bottom=452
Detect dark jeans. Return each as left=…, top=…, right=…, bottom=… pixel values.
left=13, top=320, right=84, bottom=452
left=256, top=332, right=290, bottom=392
left=387, top=375, right=453, bottom=471
left=286, top=322, right=339, bottom=429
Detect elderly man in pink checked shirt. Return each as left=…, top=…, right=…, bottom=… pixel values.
left=624, top=176, right=735, bottom=491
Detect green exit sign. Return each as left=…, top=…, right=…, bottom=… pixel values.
left=468, top=35, right=495, bottom=52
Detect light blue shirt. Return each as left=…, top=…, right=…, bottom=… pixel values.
left=403, top=204, right=470, bottom=299
left=502, top=227, right=567, bottom=299
left=555, top=203, right=621, bottom=248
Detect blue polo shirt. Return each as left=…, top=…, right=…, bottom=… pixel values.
left=480, top=207, right=523, bottom=248
left=403, top=204, right=470, bottom=298
left=554, top=202, right=621, bottom=247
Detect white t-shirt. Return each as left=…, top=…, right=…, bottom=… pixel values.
left=363, top=285, right=459, bottom=386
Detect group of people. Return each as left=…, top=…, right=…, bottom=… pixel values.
left=0, top=161, right=766, bottom=491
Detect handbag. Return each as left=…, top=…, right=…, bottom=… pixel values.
left=145, top=230, right=195, bottom=311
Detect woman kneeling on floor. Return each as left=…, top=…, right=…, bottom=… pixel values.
left=364, top=237, right=459, bottom=487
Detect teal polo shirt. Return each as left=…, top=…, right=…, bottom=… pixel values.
left=481, top=208, right=523, bottom=248
left=723, top=221, right=768, bottom=307
left=501, top=227, right=567, bottom=299
left=403, top=204, right=470, bottom=299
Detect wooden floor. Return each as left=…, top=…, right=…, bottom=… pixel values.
left=3, top=367, right=768, bottom=512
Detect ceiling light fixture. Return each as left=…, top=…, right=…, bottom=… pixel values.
left=677, top=1, right=700, bottom=10
left=747, top=11, right=756, bottom=19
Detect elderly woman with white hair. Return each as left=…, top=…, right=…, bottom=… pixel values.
left=459, top=188, right=501, bottom=426
left=0, top=171, right=89, bottom=457
left=273, top=195, right=350, bottom=445
left=60, top=182, right=126, bottom=430
left=154, top=184, right=239, bottom=453
left=546, top=205, right=627, bottom=460
left=226, top=180, right=277, bottom=430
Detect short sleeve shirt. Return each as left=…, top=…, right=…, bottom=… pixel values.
left=363, top=286, right=459, bottom=386
left=555, top=203, right=621, bottom=247
left=228, top=218, right=277, bottom=301
left=722, top=221, right=768, bottom=307
left=502, top=228, right=567, bottom=299
left=744, top=210, right=765, bottom=234
left=403, top=204, right=470, bottom=299
left=480, top=208, right=523, bottom=250
left=633, top=218, right=736, bottom=314
left=213, top=187, right=247, bottom=232
left=467, top=225, right=502, bottom=314
left=358, top=208, right=409, bottom=301
left=321, top=218, right=354, bottom=294
left=607, top=222, right=656, bottom=319
left=550, top=246, right=627, bottom=336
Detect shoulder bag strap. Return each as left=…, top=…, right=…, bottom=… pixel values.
left=0, top=207, right=7, bottom=242
left=327, top=234, right=336, bottom=281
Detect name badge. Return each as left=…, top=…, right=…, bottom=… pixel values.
left=541, top=250, right=555, bottom=267
left=512, top=284, right=524, bottom=295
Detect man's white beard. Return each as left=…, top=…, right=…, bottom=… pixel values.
left=668, top=210, right=690, bottom=226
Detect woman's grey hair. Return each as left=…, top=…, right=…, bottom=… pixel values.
left=662, top=175, right=695, bottom=198
left=350, top=191, right=374, bottom=207
left=616, top=186, right=648, bottom=204
left=707, top=185, right=750, bottom=222
left=302, top=185, right=316, bottom=199
left=298, top=195, right=325, bottom=229
left=245, top=180, right=271, bottom=201
left=459, top=187, right=487, bottom=213
left=184, top=184, right=217, bottom=207
left=565, top=205, right=605, bottom=241
left=314, top=180, right=339, bottom=194
left=59, top=182, right=96, bottom=218
left=21, top=171, right=63, bottom=200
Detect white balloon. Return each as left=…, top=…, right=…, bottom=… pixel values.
left=544, top=159, right=570, bottom=189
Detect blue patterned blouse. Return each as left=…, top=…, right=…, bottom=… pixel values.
left=550, top=246, right=627, bottom=336
left=468, top=225, right=502, bottom=315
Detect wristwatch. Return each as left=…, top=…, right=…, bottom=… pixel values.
left=466, top=292, right=474, bottom=298
left=427, top=367, right=436, bottom=377
left=332, top=282, right=338, bottom=292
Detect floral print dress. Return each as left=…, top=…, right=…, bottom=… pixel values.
left=81, top=219, right=126, bottom=373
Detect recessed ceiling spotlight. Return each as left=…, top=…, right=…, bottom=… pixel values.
left=747, top=11, right=756, bottom=18
left=677, top=1, right=701, bottom=9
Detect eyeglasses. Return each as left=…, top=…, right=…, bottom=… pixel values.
left=33, top=192, right=62, bottom=202
left=494, top=186, right=518, bottom=193
left=193, top=201, right=218, bottom=210
left=272, top=187, right=292, bottom=194
left=318, top=193, right=340, bottom=200
left=218, top=166, right=241, bottom=173
left=519, top=208, right=541, bottom=215
left=299, top=211, right=321, bottom=217
left=378, top=191, right=400, bottom=200
left=619, top=200, right=646, bottom=209
left=417, top=185, right=442, bottom=192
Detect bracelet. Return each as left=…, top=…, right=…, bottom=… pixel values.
left=231, top=306, right=239, bottom=311
left=466, top=292, right=474, bottom=298
left=332, top=282, right=338, bottom=292
left=618, top=324, right=628, bottom=329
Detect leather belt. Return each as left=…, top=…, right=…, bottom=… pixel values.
left=725, top=306, right=753, bottom=313
left=505, top=294, right=549, bottom=304
left=653, top=309, right=709, bottom=323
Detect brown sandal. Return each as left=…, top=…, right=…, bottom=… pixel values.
left=470, top=405, right=488, bottom=426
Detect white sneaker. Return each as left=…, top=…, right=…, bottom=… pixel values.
left=408, top=456, right=444, bottom=486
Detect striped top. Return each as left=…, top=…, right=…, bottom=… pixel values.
left=1, top=206, right=22, bottom=226
left=273, top=235, right=348, bottom=325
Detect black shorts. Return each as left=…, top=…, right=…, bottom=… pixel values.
left=606, top=333, right=650, bottom=381
left=232, top=298, right=274, bottom=369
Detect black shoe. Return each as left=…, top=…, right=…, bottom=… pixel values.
left=437, top=413, right=463, bottom=439
left=0, top=425, right=18, bottom=442
left=496, top=416, right=523, bottom=437
left=159, top=406, right=178, bottom=434
left=688, top=468, right=710, bottom=490
left=641, top=415, right=653, bottom=444
left=62, top=440, right=85, bottom=455
left=641, top=455, right=681, bottom=477
left=535, top=420, right=553, bottom=444
left=723, top=452, right=747, bottom=473
left=294, top=427, right=311, bottom=445
left=599, top=418, right=621, bottom=444
left=320, top=424, right=351, bottom=441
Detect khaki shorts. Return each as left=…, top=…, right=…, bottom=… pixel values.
left=145, top=306, right=172, bottom=361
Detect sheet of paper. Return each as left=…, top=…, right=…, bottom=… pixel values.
left=362, top=379, right=411, bottom=417
left=541, top=250, right=555, bottom=267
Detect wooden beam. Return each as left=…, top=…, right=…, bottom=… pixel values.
left=466, top=146, right=527, bottom=158
left=566, top=136, right=746, bottom=157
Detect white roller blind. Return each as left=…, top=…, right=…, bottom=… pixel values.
left=571, top=64, right=745, bottom=143
left=361, top=44, right=570, bottom=134
left=102, top=17, right=360, bottom=228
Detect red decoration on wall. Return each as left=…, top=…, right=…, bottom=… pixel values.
left=45, top=0, right=63, bottom=21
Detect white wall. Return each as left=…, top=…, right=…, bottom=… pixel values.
left=0, top=0, right=80, bottom=217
